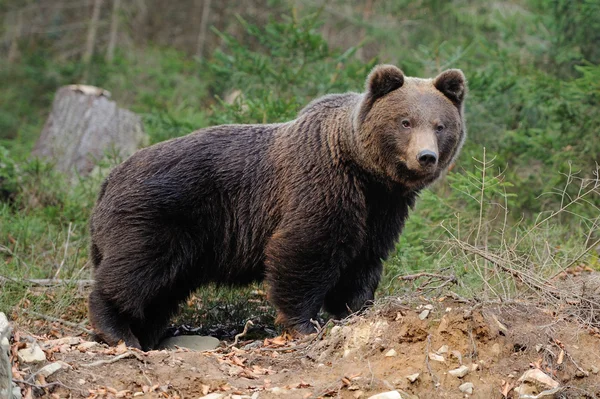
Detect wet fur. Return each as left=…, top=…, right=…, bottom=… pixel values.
left=89, top=65, right=467, bottom=350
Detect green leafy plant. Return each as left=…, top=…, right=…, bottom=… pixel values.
left=206, top=12, right=375, bottom=125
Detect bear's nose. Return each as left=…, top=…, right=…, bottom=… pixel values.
left=417, top=150, right=438, bottom=167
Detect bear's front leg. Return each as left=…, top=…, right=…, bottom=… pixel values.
left=264, top=225, right=350, bottom=334
left=323, top=254, right=383, bottom=319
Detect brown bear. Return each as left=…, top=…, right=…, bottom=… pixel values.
left=88, top=65, right=467, bottom=350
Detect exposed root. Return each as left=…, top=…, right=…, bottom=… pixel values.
left=81, top=351, right=143, bottom=368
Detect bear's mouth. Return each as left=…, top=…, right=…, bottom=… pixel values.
left=395, top=162, right=437, bottom=188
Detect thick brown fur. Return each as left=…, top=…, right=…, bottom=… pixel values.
left=88, top=64, right=467, bottom=350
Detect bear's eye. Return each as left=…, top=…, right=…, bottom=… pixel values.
left=435, top=124, right=445, bottom=132
left=401, top=120, right=411, bottom=128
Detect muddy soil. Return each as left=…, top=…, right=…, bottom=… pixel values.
left=8, top=301, right=600, bottom=399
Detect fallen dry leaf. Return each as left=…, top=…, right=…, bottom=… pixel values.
left=530, top=358, right=543, bottom=369
left=500, top=380, right=514, bottom=398
left=297, top=381, right=312, bottom=389
left=557, top=349, right=564, bottom=365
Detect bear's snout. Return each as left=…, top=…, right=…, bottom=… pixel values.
left=417, top=150, right=438, bottom=168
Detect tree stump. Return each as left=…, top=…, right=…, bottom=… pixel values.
left=0, top=312, right=11, bottom=399
left=32, top=85, right=147, bottom=176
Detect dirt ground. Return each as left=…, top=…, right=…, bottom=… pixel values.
left=7, top=300, right=600, bottom=399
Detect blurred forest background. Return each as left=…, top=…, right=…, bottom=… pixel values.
left=0, top=0, right=598, bottom=327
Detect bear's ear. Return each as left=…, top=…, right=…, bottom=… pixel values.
left=434, top=69, right=467, bottom=105
left=366, top=64, right=405, bottom=100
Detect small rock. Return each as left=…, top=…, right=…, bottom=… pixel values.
left=77, top=341, right=100, bottom=351
left=575, top=369, right=589, bottom=378
left=448, top=365, right=469, bottom=378
left=348, top=385, right=360, bottom=391
left=437, top=345, right=449, bottom=354
left=518, top=369, right=560, bottom=389
left=157, top=335, right=219, bottom=351
left=469, top=363, right=478, bottom=372
left=13, top=385, right=22, bottom=399
left=198, top=394, right=224, bottom=399
left=591, top=365, right=599, bottom=374
left=445, top=307, right=452, bottom=312
left=491, top=343, right=501, bottom=356
left=0, top=313, right=10, bottom=339
left=330, top=326, right=341, bottom=335
left=418, top=309, right=430, bottom=320
left=0, top=337, right=9, bottom=351
left=77, top=379, right=86, bottom=385
left=367, top=391, right=402, bottom=399
left=397, top=391, right=418, bottom=399
left=424, top=304, right=434, bottom=310
left=459, top=382, right=474, bottom=394
left=269, top=387, right=288, bottom=395
left=514, top=385, right=562, bottom=398
left=242, top=340, right=262, bottom=350
left=428, top=352, right=445, bottom=362
left=37, top=362, right=62, bottom=378
left=17, top=343, right=46, bottom=363
left=354, top=391, right=365, bottom=399
left=385, top=349, right=397, bottom=357
left=406, top=373, right=419, bottom=383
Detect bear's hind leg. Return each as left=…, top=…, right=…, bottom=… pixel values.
left=88, top=289, right=142, bottom=349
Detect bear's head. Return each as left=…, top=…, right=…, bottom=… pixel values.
left=354, top=64, right=467, bottom=190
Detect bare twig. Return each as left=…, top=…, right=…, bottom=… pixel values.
left=398, top=272, right=455, bottom=281
left=259, top=320, right=333, bottom=354
left=20, top=309, right=94, bottom=335
left=515, top=166, right=600, bottom=249
left=468, top=329, right=478, bottom=360
left=81, top=351, right=141, bottom=367
left=231, top=320, right=254, bottom=347
left=12, top=378, right=82, bottom=393
left=0, top=245, right=31, bottom=271
left=54, top=222, right=73, bottom=280
left=310, top=318, right=322, bottom=330
left=0, top=277, right=94, bottom=287
left=548, top=337, right=589, bottom=377
left=425, top=334, right=439, bottom=388
left=549, top=236, right=600, bottom=280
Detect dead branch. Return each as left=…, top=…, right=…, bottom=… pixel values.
left=398, top=272, right=454, bottom=281
left=81, top=351, right=142, bottom=367
left=12, top=378, right=77, bottom=392
left=548, top=337, right=589, bottom=377
left=0, top=277, right=94, bottom=287
left=20, top=309, right=94, bottom=336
